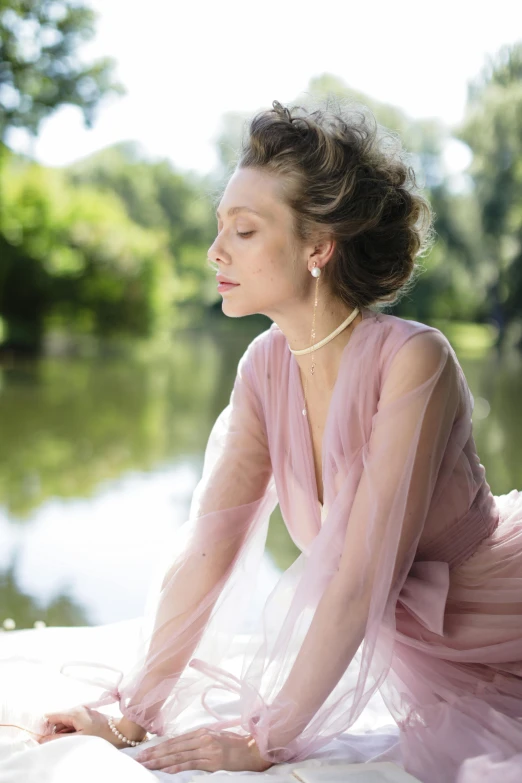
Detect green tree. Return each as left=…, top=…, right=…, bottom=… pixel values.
left=0, top=155, right=179, bottom=349
left=0, top=0, right=125, bottom=350
left=67, top=143, right=219, bottom=315
left=456, top=42, right=522, bottom=349
left=0, top=0, right=122, bottom=153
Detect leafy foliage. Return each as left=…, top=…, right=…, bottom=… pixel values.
left=0, top=156, right=181, bottom=348
left=456, top=42, right=522, bottom=346
left=0, top=0, right=122, bottom=142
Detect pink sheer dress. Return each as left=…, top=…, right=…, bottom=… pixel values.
left=5, top=306, right=522, bottom=782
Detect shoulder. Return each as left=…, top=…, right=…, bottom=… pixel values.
left=372, top=315, right=462, bottom=410
left=393, top=321, right=452, bottom=365
left=373, top=311, right=444, bottom=344
left=373, top=312, right=455, bottom=376
left=240, top=322, right=285, bottom=365
left=236, top=323, right=279, bottom=382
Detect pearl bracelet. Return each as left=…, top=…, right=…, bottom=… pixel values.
left=107, top=715, right=148, bottom=747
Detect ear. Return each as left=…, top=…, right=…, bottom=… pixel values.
left=307, top=236, right=336, bottom=273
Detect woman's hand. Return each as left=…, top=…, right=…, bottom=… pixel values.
left=136, top=727, right=273, bottom=774
left=38, top=706, right=137, bottom=749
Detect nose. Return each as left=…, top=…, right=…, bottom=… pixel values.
left=207, top=234, right=230, bottom=267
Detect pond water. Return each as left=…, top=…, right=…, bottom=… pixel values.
left=0, top=320, right=521, bottom=629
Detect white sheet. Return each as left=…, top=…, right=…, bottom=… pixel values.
left=0, top=618, right=403, bottom=782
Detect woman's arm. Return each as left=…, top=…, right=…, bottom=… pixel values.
left=116, top=337, right=276, bottom=734
left=252, top=330, right=462, bottom=759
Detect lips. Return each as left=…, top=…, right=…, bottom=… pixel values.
left=216, top=276, right=239, bottom=285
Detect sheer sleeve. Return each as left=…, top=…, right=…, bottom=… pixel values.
left=109, top=335, right=278, bottom=734
left=242, top=329, right=463, bottom=763
left=73, top=324, right=466, bottom=766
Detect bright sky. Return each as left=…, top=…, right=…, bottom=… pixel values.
left=7, top=0, right=520, bottom=180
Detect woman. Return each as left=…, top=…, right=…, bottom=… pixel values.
left=4, top=100, right=522, bottom=783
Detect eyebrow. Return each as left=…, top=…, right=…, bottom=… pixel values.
left=215, top=206, right=264, bottom=219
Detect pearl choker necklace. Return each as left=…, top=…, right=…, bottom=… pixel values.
left=289, top=307, right=360, bottom=355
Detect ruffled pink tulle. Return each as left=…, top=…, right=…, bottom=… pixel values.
left=387, top=487, right=522, bottom=782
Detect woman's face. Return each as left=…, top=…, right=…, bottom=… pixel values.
left=208, top=166, right=308, bottom=319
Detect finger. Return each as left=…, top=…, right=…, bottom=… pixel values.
left=141, top=748, right=208, bottom=769
left=163, top=759, right=214, bottom=774
left=50, top=723, right=70, bottom=732
left=142, top=752, right=212, bottom=772
left=138, top=734, right=205, bottom=761
left=39, top=733, right=75, bottom=744
left=43, top=713, right=79, bottom=729
left=37, top=724, right=74, bottom=744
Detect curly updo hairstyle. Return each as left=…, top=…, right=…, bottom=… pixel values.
left=235, top=98, right=435, bottom=310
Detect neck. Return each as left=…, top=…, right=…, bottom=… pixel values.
left=272, top=299, right=363, bottom=391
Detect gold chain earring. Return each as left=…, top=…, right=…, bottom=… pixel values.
left=302, top=261, right=321, bottom=417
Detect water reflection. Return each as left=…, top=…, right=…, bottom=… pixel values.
left=0, top=463, right=199, bottom=625
left=0, top=337, right=221, bottom=518
left=0, top=324, right=520, bottom=628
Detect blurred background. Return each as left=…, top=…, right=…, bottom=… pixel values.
left=0, top=0, right=520, bottom=630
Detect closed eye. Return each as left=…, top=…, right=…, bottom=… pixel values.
left=237, top=231, right=254, bottom=238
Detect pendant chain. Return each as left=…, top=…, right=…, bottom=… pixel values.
left=302, top=272, right=320, bottom=417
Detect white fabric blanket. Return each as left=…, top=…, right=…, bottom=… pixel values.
left=0, top=618, right=403, bottom=782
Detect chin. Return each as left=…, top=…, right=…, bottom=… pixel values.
left=221, top=299, right=259, bottom=319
